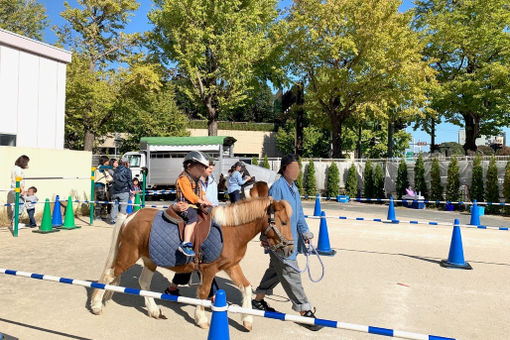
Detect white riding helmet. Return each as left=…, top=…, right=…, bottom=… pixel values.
left=183, top=151, right=209, bottom=167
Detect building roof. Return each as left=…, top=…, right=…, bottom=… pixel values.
left=0, top=28, right=72, bottom=64
left=140, top=136, right=237, bottom=147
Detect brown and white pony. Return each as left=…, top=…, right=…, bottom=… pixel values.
left=90, top=196, right=293, bottom=331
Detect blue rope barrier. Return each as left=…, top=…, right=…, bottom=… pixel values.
left=1, top=268, right=457, bottom=340
left=304, top=215, right=510, bottom=231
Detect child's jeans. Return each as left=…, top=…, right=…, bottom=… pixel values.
left=27, top=209, right=36, bottom=227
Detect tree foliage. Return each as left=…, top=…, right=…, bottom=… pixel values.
left=363, top=160, right=374, bottom=198
left=304, top=160, right=316, bottom=196
left=0, top=0, right=48, bottom=40
left=373, top=164, right=385, bottom=199
left=430, top=157, right=443, bottom=201
left=470, top=153, right=484, bottom=202
left=396, top=159, right=409, bottom=199
left=446, top=156, right=460, bottom=201
left=345, top=163, right=358, bottom=198
left=485, top=155, right=500, bottom=213
left=414, top=153, right=427, bottom=198
left=326, top=162, right=340, bottom=197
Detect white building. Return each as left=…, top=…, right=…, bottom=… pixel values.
left=458, top=129, right=506, bottom=147
left=0, top=28, right=72, bottom=149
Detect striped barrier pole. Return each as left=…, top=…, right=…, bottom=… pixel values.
left=304, top=215, right=510, bottom=231
left=0, top=268, right=457, bottom=340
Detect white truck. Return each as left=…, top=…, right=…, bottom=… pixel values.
left=123, top=136, right=277, bottom=194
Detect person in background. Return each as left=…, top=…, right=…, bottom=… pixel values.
left=130, top=178, right=141, bottom=202
left=227, top=162, right=251, bottom=203
left=106, top=158, right=118, bottom=216
left=200, top=160, right=219, bottom=207
left=94, top=156, right=112, bottom=221
left=9, top=155, right=30, bottom=227
left=24, top=186, right=39, bottom=228
left=110, top=158, right=135, bottom=225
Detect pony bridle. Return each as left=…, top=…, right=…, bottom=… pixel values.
left=261, top=201, right=294, bottom=253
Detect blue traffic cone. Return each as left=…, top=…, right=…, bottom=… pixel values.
left=126, top=199, right=133, bottom=214
left=440, top=219, right=472, bottom=270
left=470, top=199, right=480, bottom=226
left=313, top=194, right=321, bottom=217
left=207, top=289, right=230, bottom=340
left=52, top=195, right=63, bottom=227
left=387, top=196, right=397, bottom=222
left=316, top=211, right=336, bottom=256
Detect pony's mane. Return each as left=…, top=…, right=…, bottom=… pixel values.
left=212, top=197, right=271, bottom=227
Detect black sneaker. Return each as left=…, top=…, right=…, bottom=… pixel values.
left=251, top=299, right=277, bottom=313
left=300, top=309, right=323, bottom=331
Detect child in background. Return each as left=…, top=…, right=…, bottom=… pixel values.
left=24, top=186, right=39, bottom=228
left=130, top=178, right=141, bottom=202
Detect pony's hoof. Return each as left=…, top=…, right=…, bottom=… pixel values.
left=243, top=321, right=252, bottom=331
left=198, top=322, right=209, bottom=329
left=148, top=309, right=165, bottom=319
left=91, top=306, right=103, bottom=315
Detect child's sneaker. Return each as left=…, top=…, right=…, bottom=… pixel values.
left=178, top=242, right=195, bottom=257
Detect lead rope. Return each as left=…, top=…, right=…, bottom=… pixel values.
left=268, top=240, right=325, bottom=283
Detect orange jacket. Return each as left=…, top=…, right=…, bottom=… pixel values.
left=176, top=171, right=204, bottom=204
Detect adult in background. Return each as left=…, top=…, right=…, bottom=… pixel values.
left=227, top=162, right=251, bottom=203
left=106, top=158, right=118, bottom=216
left=94, top=156, right=112, bottom=221
left=110, top=158, right=134, bottom=224
left=252, top=154, right=322, bottom=331
left=8, top=155, right=30, bottom=227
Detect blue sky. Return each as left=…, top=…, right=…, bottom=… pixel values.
left=38, top=0, right=508, bottom=150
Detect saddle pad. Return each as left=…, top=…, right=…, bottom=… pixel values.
left=149, top=211, right=223, bottom=267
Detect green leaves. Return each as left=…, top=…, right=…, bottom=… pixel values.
left=446, top=156, right=460, bottom=202
left=0, top=0, right=48, bottom=40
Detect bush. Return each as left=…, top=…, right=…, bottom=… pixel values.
left=295, top=156, right=304, bottom=193
left=363, top=159, right=374, bottom=198
left=446, top=156, right=460, bottom=201
left=326, top=162, right=340, bottom=198
left=503, top=161, right=510, bottom=214
left=485, top=155, right=500, bottom=214
left=430, top=157, right=443, bottom=202
left=262, top=154, right=270, bottom=169
left=396, top=159, right=409, bottom=199
left=251, top=157, right=259, bottom=166
left=304, top=160, right=316, bottom=197
left=373, top=164, right=385, bottom=199
left=345, top=163, right=358, bottom=197
left=470, top=153, right=484, bottom=202
left=414, top=153, right=427, bottom=198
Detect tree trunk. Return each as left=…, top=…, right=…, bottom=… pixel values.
left=331, top=117, right=343, bottom=158
left=207, top=98, right=218, bottom=136
left=430, top=118, right=437, bottom=152
left=295, top=83, right=305, bottom=156
left=356, top=125, right=362, bottom=158
left=463, top=113, right=479, bottom=155
left=387, top=119, right=394, bottom=158
left=207, top=116, right=218, bottom=136
left=84, top=129, right=95, bottom=151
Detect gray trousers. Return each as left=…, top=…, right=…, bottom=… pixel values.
left=110, top=192, right=129, bottom=223
left=255, top=252, right=312, bottom=312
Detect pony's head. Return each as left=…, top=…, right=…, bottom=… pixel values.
left=212, top=197, right=294, bottom=257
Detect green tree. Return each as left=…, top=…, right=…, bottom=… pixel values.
left=414, top=0, right=510, bottom=154
left=251, top=157, right=259, bottom=166
left=0, top=0, right=48, bottom=40
left=262, top=154, right=271, bottom=169
left=485, top=155, right=500, bottom=214
left=430, top=157, right=443, bottom=202
left=446, top=156, right=460, bottom=202
left=149, top=0, right=279, bottom=136
left=470, top=154, right=484, bottom=202
left=326, top=162, right=340, bottom=198
left=363, top=160, right=374, bottom=198
left=345, top=163, right=358, bottom=198
left=396, top=159, right=409, bottom=199
left=503, top=161, right=510, bottom=215
left=56, top=0, right=141, bottom=151
left=222, top=82, right=275, bottom=123
left=286, top=0, right=435, bottom=157
left=414, top=153, right=427, bottom=198
left=373, top=164, right=385, bottom=199
left=304, top=160, right=317, bottom=197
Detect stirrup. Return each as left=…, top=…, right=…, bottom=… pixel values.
left=188, top=271, right=202, bottom=286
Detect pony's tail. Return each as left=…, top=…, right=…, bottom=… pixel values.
left=102, top=213, right=126, bottom=276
